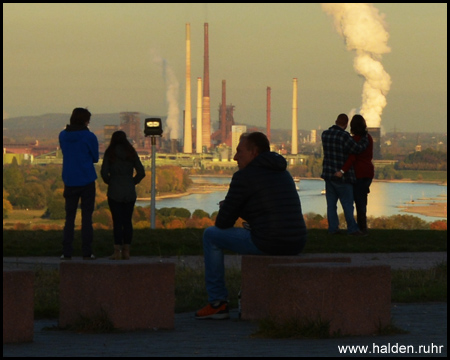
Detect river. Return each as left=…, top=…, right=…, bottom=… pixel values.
left=136, top=177, right=447, bottom=222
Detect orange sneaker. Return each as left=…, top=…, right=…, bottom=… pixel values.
left=195, top=301, right=230, bottom=320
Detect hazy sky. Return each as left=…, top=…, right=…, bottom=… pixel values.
left=3, top=3, right=447, bottom=134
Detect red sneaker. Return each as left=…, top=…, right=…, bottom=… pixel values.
left=195, top=301, right=230, bottom=320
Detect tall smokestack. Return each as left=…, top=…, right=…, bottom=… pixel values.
left=196, top=77, right=203, bottom=153
left=266, top=86, right=271, bottom=142
left=183, top=23, right=192, bottom=153
left=367, top=127, right=381, bottom=160
left=220, top=80, right=226, bottom=144
left=202, top=23, right=211, bottom=151
left=291, top=78, right=298, bottom=155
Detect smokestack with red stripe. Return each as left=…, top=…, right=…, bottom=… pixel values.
left=183, top=23, right=192, bottom=153
left=220, top=80, right=226, bottom=144
left=196, top=77, right=203, bottom=153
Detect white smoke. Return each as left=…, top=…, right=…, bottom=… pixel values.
left=152, top=52, right=180, bottom=140
left=321, top=3, right=392, bottom=127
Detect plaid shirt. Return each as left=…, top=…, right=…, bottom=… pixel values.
left=321, top=125, right=369, bottom=184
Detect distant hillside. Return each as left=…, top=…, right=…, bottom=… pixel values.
left=3, top=113, right=166, bottom=142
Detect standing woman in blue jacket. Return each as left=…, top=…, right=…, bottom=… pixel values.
left=101, top=131, right=145, bottom=260
left=59, top=108, right=99, bottom=260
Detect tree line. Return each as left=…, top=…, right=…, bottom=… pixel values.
left=3, top=157, right=447, bottom=230
left=3, top=158, right=191, bottom=218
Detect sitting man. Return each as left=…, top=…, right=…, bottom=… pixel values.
left=195, top=132, right=307, bottom=320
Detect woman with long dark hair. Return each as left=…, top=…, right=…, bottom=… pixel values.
left=101, top=131, right=145, bottom=259
left=335, top=114, right=374, bottom=235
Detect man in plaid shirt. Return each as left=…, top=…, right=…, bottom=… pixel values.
left=321, top=113, right=368, bottom=235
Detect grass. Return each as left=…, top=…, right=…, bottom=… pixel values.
left=391, top=261, right=447, bottom=302
left=2, top=228, right=447, bottom=257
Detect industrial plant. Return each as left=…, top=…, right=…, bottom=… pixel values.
left=96, top=22, right=319, bottom=169
left=4, top=21, right=383, bottom=168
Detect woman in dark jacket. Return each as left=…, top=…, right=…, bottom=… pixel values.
left=101, top=131, right=145, bottom=259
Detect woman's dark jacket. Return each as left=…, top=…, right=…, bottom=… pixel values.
left=215, top=151, right=307, bottom=255
left=100, top=145, right=145, bottom=203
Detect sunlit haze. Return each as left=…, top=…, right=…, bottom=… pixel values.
left=3, top=3, right=447, bottom=133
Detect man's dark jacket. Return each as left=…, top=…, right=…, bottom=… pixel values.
left=215, top=151, right=307, bottom=255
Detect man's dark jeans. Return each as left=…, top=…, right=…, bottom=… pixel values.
left=63, top=182, right=95, bottom=257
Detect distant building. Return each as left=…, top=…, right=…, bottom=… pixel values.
left=120, top=112, right=142, bottom=146
left=310, top=129, right=317, bottom=144
left=104, top=125, right=119, bottom=145
left=231, top=125, right=247, bottom=157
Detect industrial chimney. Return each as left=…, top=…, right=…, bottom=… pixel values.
left=220, top=80, right=226, bottom=144
left=196, top=77, right=203, bottom=153
left=266, top=86, right=271, bottom=142
left=183, top=23, right=192, bottom=153
left=367, top=127, right=381, bottom=160
left=201, top=23, right=211, bottom=151
left=291, top=78, right=298, bottom=155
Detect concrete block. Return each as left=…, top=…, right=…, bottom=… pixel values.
left=3, top=270, right=34, bottom=343
left=267, top=263, right=391, bottom=336
left=241, top=254, right=351, bottom=320
left=59, top=260, right=175, bottom=330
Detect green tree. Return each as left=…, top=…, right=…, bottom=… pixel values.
left=15, top=183, right=48, bottom=209
left=92, top=208, right=113, bottom=227
left=43, top=197, right=66, bottom=220
left=3, top=158, right=25, bottom=203
left=192, top=209, right=210, bottom=219
left=3, top=189, right=13, bottom=219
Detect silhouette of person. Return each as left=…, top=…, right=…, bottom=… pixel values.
left=195, top=132, right=307, bottom=320
left=59, top=107, right=99, bottom=260
left=101, top=131, right=145, bottom=260
left=335, top=114, right=374, bottom=235
left=321, top=113, right=368, bottom=235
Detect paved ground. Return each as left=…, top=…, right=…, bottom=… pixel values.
left=3, top=305, right=447, bottom=357
left=3, top=253, right=447, bottom=357
left=3, top=251, right=448, bottom=271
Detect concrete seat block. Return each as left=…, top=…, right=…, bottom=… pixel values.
left=240, top=254, right=351, bottom=320
left=59, top=261, right=175, bottom=330
left=3, top=270, right=34, bottom=343
left=267, top=263, right=391, bottom=336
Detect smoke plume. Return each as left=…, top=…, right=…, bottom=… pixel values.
left=321, top=3, right=392, bottom=127
left=152, top=52, right=180, bottom=140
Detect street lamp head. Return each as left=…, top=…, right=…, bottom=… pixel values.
left=144, top=118, right=163, bottom=136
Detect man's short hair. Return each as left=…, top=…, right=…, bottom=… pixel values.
left=70, top=107, right=91, bottom=127
left=335, top=113, right=349, bottom=127
left=240, top=132, right=270, bottom=154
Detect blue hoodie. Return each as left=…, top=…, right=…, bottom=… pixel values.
left=59, top=125, right=99, bottom=186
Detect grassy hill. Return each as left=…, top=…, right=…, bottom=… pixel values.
left=3, top=228, right=447, bottom=257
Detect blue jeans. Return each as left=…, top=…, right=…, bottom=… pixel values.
left=63, top=182, right=95, bottom=257
left=325, top=180, right=359, bottom=234
left=203, top=226, right=265, bottom=303
left=353, top=178, right=372, bottom=232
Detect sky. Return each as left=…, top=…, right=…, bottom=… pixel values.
left=3, top=3, right=447, bottom=135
